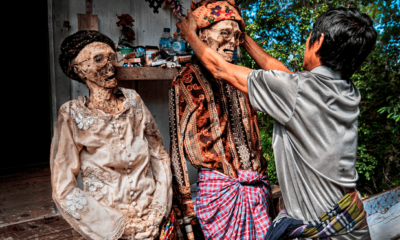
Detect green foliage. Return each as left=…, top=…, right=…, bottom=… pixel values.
left=240, top=0, right=400, bottom=195
left=378, top=104, right=400, bottom=123
left=257, top=112, right=278, bottom=184
left=353, top=40, right=400, bottom=193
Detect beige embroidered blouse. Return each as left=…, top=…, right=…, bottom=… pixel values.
left=50, top=87, right=172, bottom=240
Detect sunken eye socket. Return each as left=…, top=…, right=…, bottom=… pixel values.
left=93, top=54, right=104, bottom=63
left=108, top=53, right=117, bottom=61
left=219, top=30, right=242, bottom=40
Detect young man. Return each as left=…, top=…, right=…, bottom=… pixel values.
left=178, top=7, right=376, bottom=240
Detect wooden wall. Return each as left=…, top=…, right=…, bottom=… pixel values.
left=48, top=0, right=199, bottom=184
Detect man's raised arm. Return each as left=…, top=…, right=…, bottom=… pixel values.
left=242, top=34, right=293, bottom=73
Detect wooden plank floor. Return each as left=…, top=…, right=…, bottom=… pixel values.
left=0, top=163, right=83, bottom=239
left=0, top=215, right=84, bottom=240
left=0, top=163, right=56, bottom=226
left=0, top=162, right=285, bottom=239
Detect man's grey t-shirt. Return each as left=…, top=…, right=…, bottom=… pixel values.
left=247, top=66, right=361, bottom=221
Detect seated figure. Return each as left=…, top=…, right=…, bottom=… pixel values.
left=51, top=30, right=172, bottom=240
left=169, top=1, right=271, bottom=239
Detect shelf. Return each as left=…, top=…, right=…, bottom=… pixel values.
left=116, top=67, right=178, bottom=81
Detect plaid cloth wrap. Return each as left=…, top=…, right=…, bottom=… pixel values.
left=196, top=169, right=272, bottom=240
left=265, top=190, right=369, bottom=240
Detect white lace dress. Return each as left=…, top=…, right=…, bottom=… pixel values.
left=50, top=87, right=172, bottom=240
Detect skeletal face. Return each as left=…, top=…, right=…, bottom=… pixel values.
left=73, top=42, right=117, bottom=89
left=199, top=20, right=244, bottom=62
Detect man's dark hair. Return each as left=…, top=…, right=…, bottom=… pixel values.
left=309, top=8, right=377, bottom=79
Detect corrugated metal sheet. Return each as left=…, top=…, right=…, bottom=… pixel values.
left=363, top=186, right=400, bottom=240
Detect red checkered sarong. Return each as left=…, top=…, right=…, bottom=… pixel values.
left=196, top=169, right=272, bottom=240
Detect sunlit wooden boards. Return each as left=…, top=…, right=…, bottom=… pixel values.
left=116, top=67, right=178, bottom=81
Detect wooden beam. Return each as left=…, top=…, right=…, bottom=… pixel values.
left=116, top=67, right=178, bottom=81
left=77, top=13, right=99, bottom=31
left=47, top=0, right=56, bottom=136
left=49, top=0, right=71, bottom=133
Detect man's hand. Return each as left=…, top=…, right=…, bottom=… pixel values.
left=177, top=10, right=198, bottom=41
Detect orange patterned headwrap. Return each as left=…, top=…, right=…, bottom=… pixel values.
left=191, top=0, right=245, bottom=31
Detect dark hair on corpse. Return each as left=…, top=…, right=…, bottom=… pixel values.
left=309, top=8, right=377, bottom=79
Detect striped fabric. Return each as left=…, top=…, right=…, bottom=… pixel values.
left=196, top=169, right=272, bottom=240
left=266, top=190, right=369, bottom=240
left=159, top=209, right=183, bottom=240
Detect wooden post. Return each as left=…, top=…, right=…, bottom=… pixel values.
left=77, top=13, right=99, bottom=31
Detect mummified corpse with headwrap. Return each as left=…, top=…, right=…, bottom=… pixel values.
left=169, top=1, right=272, bottom=239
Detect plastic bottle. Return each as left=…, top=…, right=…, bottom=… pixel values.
left=159, top=28, right=173, bottom=54
left=173, top=28, right=186, bottom=54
